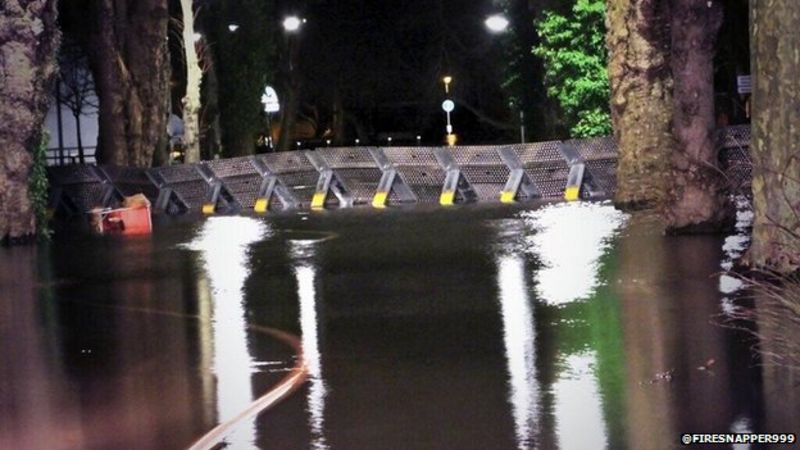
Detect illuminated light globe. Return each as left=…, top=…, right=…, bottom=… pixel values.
left=283, top=16, right=303, bottom=32
left=485, top=14, right=510, bottom=33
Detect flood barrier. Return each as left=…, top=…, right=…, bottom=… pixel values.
left=47, top=125, right=752, bottom=216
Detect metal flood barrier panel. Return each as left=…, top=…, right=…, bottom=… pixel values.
left=718, top=125, right=752, bottom=195
left=507, top=141, right=571, bottom=200
left=48, top=165, right=118, bottom=215
left=448, top=146, right=510, bottom=202
left=313, top=147, right=382, bottom=206
left=203, top=157, right=262, bottom=210
left=47, top=125, right=754, bottom=216
left=382, top=147, right=447, bottom=205
left=259, top=151, right=321, bottom=210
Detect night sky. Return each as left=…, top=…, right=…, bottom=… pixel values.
left=278, top=0, right=521, bottom=145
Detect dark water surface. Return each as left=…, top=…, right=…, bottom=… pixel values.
left=1, top=203, right=797, bottom=449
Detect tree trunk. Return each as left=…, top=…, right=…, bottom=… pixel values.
left=665, top=0, right=726, bottom=231
left=88, top=0, right=170, bottom=168
left=180, top=0, right=201, bottom=163
left=607, top=0, right=675, bottom=209
left=749, top=0, right=800, bottom=272
left=199, top=44, right=221, bottom=160
left=276, top=82, right=299, bottom=152
left=332, top=85, right=345, bottom=145
left=0, top=0, right=60, bottom=241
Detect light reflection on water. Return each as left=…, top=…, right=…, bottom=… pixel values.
left=495, top=252, right=539, bottom=449
left=2, top=203, right=787, bottom=450
left=183, top=216, right=269, bottom=448
left=291, top=240, right=329, bottom=450
left=552, top=352, right=607, bottom=450
left=519, top=202, right=627, bottom=306
left=495, top=202, right=626, bottom=449
left=719, top=195, right=754, bottom=312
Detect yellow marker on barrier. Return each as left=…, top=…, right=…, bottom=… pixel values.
left=254, top=198, right=269, bottom=213
left=202, top=203, right=216, bottom=215
left=500, top=191, right=516, bottom=204
left=440, top=191, right=455, bottom=206
left=311, top=192, right=327, bottom=210
left=564, top=186, right=581, bottom=202
left=372, top=191, right=389, bottom=209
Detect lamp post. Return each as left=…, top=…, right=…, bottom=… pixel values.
left=276, top=15, right=305, bottom=152
left=485, top=14, right=525, bottom=143
left=442, top=76, right=456, bottom=146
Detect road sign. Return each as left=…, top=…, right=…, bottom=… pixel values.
left=737, top=75, right=752, bottom=95
left=262, top=86, right=280, bottom=113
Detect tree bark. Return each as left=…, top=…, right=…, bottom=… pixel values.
left=87, top=0, right=170, bottom=168
left=199, top=41, right=221, bottom=160
left=665, top=0, right=726, bottom=231
left=750, top=0, right=800, bottom=272
left=276, top=80, right=299, bottom=152
left=180, top=0, right=201, bottom=163
left=607, top=0, right=675, bottom=209
left=0, top=0, right=60, bottom=241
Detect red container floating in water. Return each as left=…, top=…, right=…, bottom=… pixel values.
left=92, top=206, right=152, bottom=235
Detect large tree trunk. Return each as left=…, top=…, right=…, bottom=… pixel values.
left=749, top=0, right=800, bottom=272
left=88, top=0, right=170, bottom=168
left=180, top=0, right=201, bottom=163
left=607, top=0, right=675, bottom=209
left=0, top=0, right=60, bottom=241
left=665, top=0, right=726, bottom=231
left=276, top=81, right=299, bottom=152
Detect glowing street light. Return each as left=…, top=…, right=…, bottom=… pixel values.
left=442, top=76, right=453, bottom=94
left=283, top=16, right=305, bottom=33
left=228, top=23, right=240, bottom=32
left=485, top=14, right=510, bottom=33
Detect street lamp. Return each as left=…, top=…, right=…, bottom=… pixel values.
left=485, top=14, right=510, bottom=33
left=485, top=15, right=525, bottom=143
left=442, top=76, right=456, bottom=146
left=228, top=23, right=240, bottom=32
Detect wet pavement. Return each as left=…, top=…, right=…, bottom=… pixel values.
left=1, top=202, right=797, bottom=449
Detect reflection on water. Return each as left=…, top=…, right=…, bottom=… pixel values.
left=183, top=216, right=269, bottom=447
left=501, top=202, right=626, bottom=450
left=291, top=240, right=329, bottom=450
left=495, top=252, right=539, bottom=449
left=552, top=352, right=607, bottom=450
left=520, top=203, right=627, bottom=305
left=2, top=204, right=798, bottom=450
left=719, top=195, right=754, bottom=314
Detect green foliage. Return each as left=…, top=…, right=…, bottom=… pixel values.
left=534, top=0, right=611, bottom=138
left=30, top=132, right=52, bottom=241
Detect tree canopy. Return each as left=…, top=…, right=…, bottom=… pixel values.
left=534, top=0, right=611, bottom=138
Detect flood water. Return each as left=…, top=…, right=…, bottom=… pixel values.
left=2, top=202, right=798, bottom=449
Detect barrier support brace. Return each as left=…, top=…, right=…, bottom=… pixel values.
left=559, top=143, right=603, bottom=201
left=433, top=148, right=477, bottom=206
left=369, top=148, right=417, bottom=208
left=497, top=146, right=540, bottom=203
left=199, top=165, right=238, bottom=215
left=251, top=157, right=298, bottom=211
left=147, top=170, right=185, bottom=213
left=306, top=152, right=353, bottom=210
